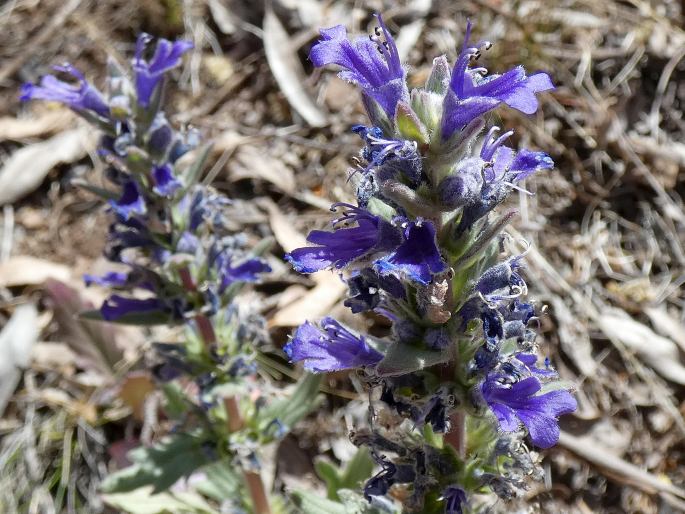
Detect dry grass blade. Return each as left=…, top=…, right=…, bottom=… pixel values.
left=0, top=256, right=71, bottom=287
left=229, top=145, right=296, bottom=194
left=270, top=271, right=346, bottom=327
left=263, top=5, right=327, bottom=127
left=0, top=110, right=74, bottom=140
left=644, top=306, right=685, bottom=353
left=598, top=309, right=685, bottom=385
left=559, top=431, right=685, bottom=501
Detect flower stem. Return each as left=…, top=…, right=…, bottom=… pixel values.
left=224, top=394, right=272, bottom=514
left=185, top=268, right=271, bottom=514
left=445, top=411, right=466, bottom=458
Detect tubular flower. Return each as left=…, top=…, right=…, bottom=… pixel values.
left=376, top=220, right=446, bottom=284
left=152, top=164, right=182, bottom=197
left=441, top=22, right=554, bottom=140
left=133, top=34, right=193, bottom=107
left=285, top=204, right=402, bottom=273
left=20, top=64, right=109, bottom=116
left=310, top=14, right=408, bottom=117
left=481, top=373, right=577, bottom=448
left=284, top=317, right=383, bottom=372
left=110, top=181, right=147, bottom=220
left=100, top=295, right=167, bottom=321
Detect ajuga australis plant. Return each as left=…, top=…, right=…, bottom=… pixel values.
left=286, top=15, right=577, bottom=513
left=21, top=35, right=325, bottom=514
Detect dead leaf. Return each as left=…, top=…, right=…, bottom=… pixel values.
left=0, top=127, right=93, bottom=205
left=265, top=201, right=308, bottom=252
left=32, top=341, right=78, bottom=369
left=0, top=304, right=39, bottom=415
left=118, top=371, right=156, bottom=421
left=0, top=255, right=71, bottom=286
left=44, top=279, right=126, bottom=377
left=33, top=387, right=98, bottom=423
left=395, top=19, right=425, bottom=61
left=264, top=201, right=346, bottom=326
left=644, top=306, right=685, bottom=353
left=229, top=145, right=296, bottom=194
left=0, top=110, right=74, bottom=140
left=549, top=295, right=597, bottom=376
left=598, top=309, right=685, bottom=385
left=207, top=0, right=237, bottom=34
left=263, top=6, right=327, bottom=127
left=270, top=271, right=346, bottom=327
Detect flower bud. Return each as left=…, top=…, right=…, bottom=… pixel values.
left=425, top=55, right=451, bottom=95
left=437, top=158, right=483, bottom=209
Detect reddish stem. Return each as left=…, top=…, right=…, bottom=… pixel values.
left=223, top=396, right=244, bottom=433
left=182, top=268, right=271, bottom=514
left=195, top=314, right=217, bottom=345
left=179, top=266, right=197, bottom=292
left=224, top=395, right=272, bottom=514
left=244, top=471, right=272, bottom=514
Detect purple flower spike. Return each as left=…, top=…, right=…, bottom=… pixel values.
left=101, top=294, right=164, bottom=321
left=134, top=34, right=193, bottom=107
left=110, top=181, right=147, bottom=219
left=152, top=164, right=182, bottom=197
left=481, top=374, right=576, bottom=448
left=20, top=64, right=109, bottom=116
left=309, top=14, right=408, bottom=117
left=376, top=220, right=446, bottom=284
left=286, top=204, right=402, bottom=273
left=441, top=22, right=554, bottom=140
left=84, top=271, right=129, bottom=288
left=285, top=317, right=383, bottom=372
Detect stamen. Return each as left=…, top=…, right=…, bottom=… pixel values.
left=503, top=182, right=534, bottom=196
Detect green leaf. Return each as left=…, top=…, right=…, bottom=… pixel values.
left=257, top=373, right=323, bottom=437
left=126, top=147, right=153, bottom=174
left=101, top=433, right=212, bottom=494
left=72, top=179, right=120, bottom=200
left=314, top=459, right=342, bottom=500
left=315, top=447, right=375, bottom=501
left=540, top=380, right=576, bottom=394
left=251, top=236, right=275, bottom=257
left=291, top=489, right=347, bottom=514
left=339, top=447, right=374, bottom=492
left=394, top=102, right=428, bottom=145
left=194, top=459, right=241, bottom=502
left=161, top=382, right=190, bottom=419
left=376, top=342, right=452, bottom=377
left=366, top=197, right=397, bottom=222
left=80, top=308, right=176, bottom=326
left=182, top=142, right=213, bottom=188
left=410, top=89, right=442, bottom=134
left=102, top=486, right=217, bottom=514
